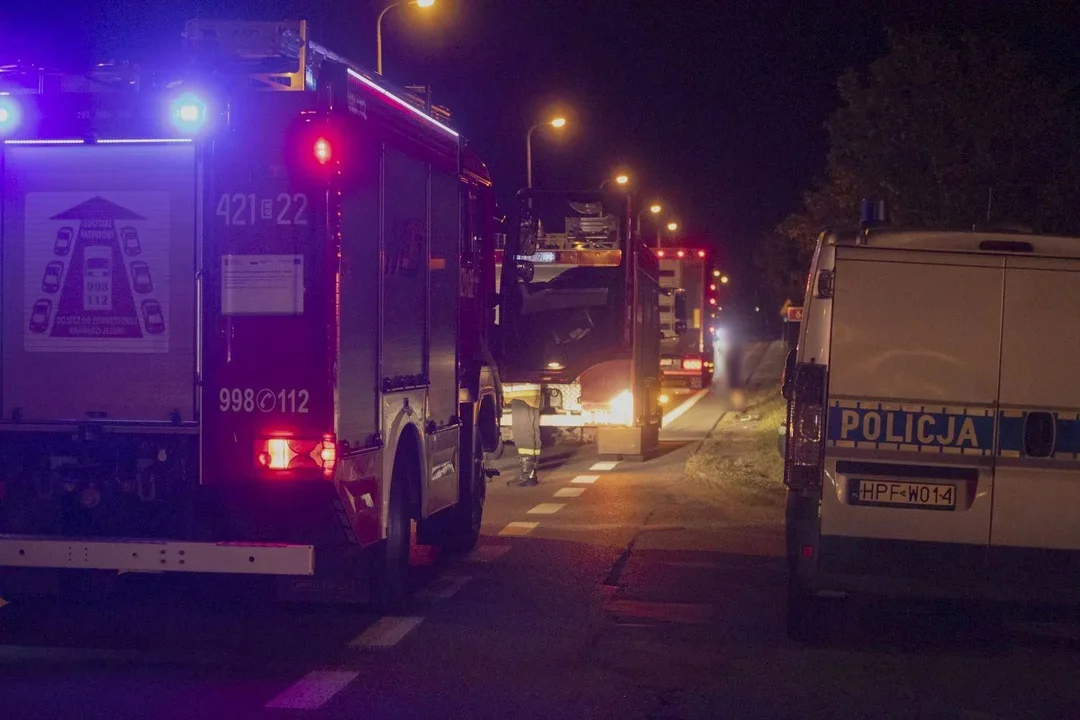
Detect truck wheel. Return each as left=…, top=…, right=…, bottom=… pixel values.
left=786, top=574, right=830, bottom=645
left=375, top=454, right=413, bottom=613
left=484, top=433, right=505, bottom=463
left=428, top=424, right=486, bottom=553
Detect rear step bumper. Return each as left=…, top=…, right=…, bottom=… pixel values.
left=0, top=535, right=315, bottom=576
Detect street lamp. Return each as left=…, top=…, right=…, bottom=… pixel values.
left=720, top=275, right=730, bottom=284
left=634, top=201, right=662, bottom=236
left=600, top=173, right=631, bottom=191
left=657, top=220, right=679, bottom=248
left=376, top=0, right=435, bottom=76
left=525, top=116, right=567, bottom=189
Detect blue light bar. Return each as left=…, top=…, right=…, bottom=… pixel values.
left=98, top=138, right=194, bottom=144
left=4, top=139, right=85, bottom=145
left=346, top=69, right=458, bottom=138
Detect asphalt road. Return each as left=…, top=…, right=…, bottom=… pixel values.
left=3, top=340, right=1080, bottom=719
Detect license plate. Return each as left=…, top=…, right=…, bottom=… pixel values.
left=850, top=480, right=956, bottom=510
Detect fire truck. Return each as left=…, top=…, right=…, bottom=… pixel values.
left=495, top=191, right=662, bottom=459
left=0, top=20, right=502, bottom=608
left=655, top=247, right=715, bottom=395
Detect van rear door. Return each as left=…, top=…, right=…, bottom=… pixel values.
left=821, top=247, right=1003, bottom=587
left=990, top=256, right=1080, bottom=594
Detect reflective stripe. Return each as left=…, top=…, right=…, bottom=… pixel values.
left=517, top=447, right=541, bottom=456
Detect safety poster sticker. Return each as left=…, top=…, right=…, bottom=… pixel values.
left=23, top=193, right=170, bottom=354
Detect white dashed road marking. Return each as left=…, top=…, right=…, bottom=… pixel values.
left=527, top=503, right=565, bottom=515
left=554, top=487, right=585, bottom=498
left=467, top=545, right=512, bottom=562
left=499, top=521, right=539, bottom=537
left=590, top=461, right=620, bottom=471
left=265, top=670, right=359, bottom=709
left=422, top=575, right=473, bottom=599
left=571, top=475, right=600, bottom=484
left=350, top=616, right=425, bottom=648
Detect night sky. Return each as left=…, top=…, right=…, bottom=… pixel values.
left=5, top=1, right=1080, bottom=296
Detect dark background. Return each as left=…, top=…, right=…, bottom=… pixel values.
left=4, top=1, right=1080, bottom=307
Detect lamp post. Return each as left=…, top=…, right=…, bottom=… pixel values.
left=600, top=173, right=630, bottom=191
left=525, top=116, right=567, bottom=189
left=658, top=220, right=678, bottom=248
left=376, top=0, right=435, bottom=76
left=635, top=202, right=662, bottom=236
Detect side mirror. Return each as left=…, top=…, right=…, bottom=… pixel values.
left=674, top=320, right=688, bottom=335
left=781, top=348, right=797, bottom=400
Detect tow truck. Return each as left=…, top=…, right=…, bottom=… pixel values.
left=0, top=19, right=502, bottom=608
left=495, top=191, right=662, bottom=459
left=654, top=247, right=715, bottom=396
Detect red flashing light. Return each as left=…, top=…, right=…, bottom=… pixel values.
left=314, top=137, right=333, bottom=165
left=708, top=297, right=717, bottom=306
left=676, top=250, right=685, bottom=258
left=257, top=433, right=337, bottom=477
left=656, top=250, right=665, bottom=257
left=709, top=284, right=717, bottom=291
left=697, top=250, right=706, bottom=258
left=682, top=358, right=703, bottom=371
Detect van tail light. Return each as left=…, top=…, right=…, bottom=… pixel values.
left=682, top=357, right=703, bottom=371
left=784, top=363, right=827, bottom=490
left=257, top=433, right=337, bottom=478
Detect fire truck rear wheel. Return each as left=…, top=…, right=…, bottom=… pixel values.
left=443, top=423, right=486, bottom=552
left=419, top=421, right=485, bottom=553
left=484, top=433, right=506, bottom=462
left=375, top=450, right=415, bottom=613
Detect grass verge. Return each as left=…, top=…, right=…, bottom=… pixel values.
left=684, top=389, right=786, bottom=506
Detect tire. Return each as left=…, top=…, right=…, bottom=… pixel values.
left=375, top=452, right=413, bottom=613
left=484, top=432, right=506, bottom=463
left=433, top=423, right=486, bottom=553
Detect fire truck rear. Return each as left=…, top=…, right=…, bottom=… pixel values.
left=0, top=20, right=501, bottom=607
left=655, top=248, right=715, bottom=396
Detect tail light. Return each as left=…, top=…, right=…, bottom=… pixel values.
left=682, top=358, right=703, bottom=371
left=784, top=363, right=827, bottom=490
left=257, top=433, right=337, bottom=478
left=313, top=137, right=333, bottom=164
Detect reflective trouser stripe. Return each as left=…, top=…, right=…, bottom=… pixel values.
left=517, top=447, right=541, bottom=456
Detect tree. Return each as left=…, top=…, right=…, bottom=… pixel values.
left=761, top=29, right=1080, bottom=303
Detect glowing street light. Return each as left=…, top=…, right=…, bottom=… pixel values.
left=720, top=275, right=730, bottom=284
left=377, top=0, right=436, bottom=76
left=599, top=172, right=631, bottom=191
left=666, top=221, right=678, bottom=232
left=635, top=201, right=663, bottom=236
left=526, top=116, right=568, bottom=189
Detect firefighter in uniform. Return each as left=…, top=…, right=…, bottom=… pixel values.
left=509, top=398, right=541, bottom=486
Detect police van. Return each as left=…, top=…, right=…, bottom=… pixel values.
left=782, top=223, right=1080, bottom=641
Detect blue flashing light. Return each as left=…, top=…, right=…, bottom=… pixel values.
left=168, top=92, right=208, bottom=134
left=0, top=96, right=21, bottom=135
